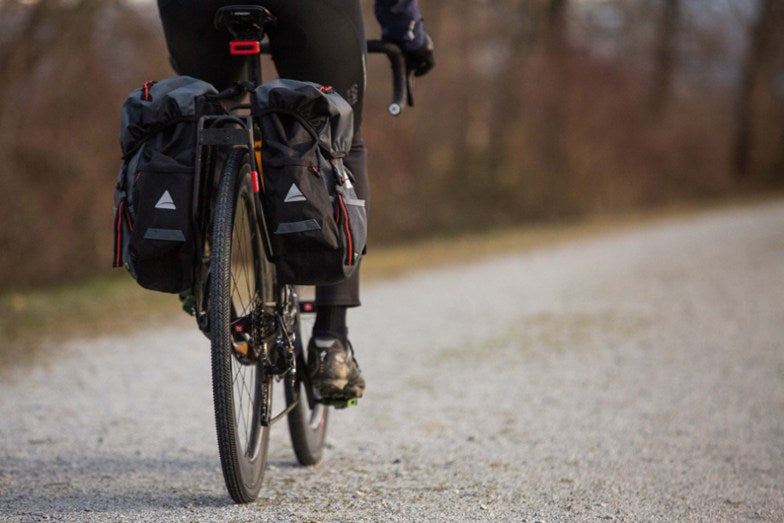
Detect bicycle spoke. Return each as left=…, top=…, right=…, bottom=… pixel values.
left=235, top=372, right=248, bottom=443
left=230, top=206, right=252, bottom=317
left=233, top=359, right=256, bottom=447
left=239, top=368, right=253, bottom=450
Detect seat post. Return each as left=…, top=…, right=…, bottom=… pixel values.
left=214, top=5, right=276, bottom=86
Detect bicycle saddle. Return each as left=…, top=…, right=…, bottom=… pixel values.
left=214, top=5, right=276, bottom=40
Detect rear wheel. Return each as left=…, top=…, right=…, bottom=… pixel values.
left=285, top=291, right=329, bottom=465
left=210, top=148, right=271, bottom=503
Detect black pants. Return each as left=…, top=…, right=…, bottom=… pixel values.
left=157, top=0, right=367, bottom=306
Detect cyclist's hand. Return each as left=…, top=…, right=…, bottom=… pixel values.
left=404, top=34, right=435, bottom=77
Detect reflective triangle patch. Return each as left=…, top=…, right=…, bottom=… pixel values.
left=284, top=184, right=306, bottom=203
left=155, top=190, right=176, bottom=210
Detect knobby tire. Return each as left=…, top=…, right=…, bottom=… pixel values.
left=210, top=148, right=270, bottom=503
left=285, top=305, right=329, bottom=465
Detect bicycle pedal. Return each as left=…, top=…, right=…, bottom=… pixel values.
left=179, top=293, right=196, bottom=316
left=319, top=397, right=359, bottom=409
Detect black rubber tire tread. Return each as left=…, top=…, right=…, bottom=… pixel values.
left=286, top=375, right=329, bottom=465
left=285, top=310, right=329, bottom=465
left=210, top=148, right=270, bottom=503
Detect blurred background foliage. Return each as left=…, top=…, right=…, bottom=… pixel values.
left=0, top=0, right=782, bottom=291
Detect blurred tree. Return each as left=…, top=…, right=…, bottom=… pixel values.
left=483, top=0, right=573, bottom=218
left=1, top=0, right=781, bottom=291
left=541, top=0, right=569, bottom=181
left=650, top=0, right=680, bottom=116
left=734, top=0, right=784, bottom=183
left=0, top=0, right=170, bottom=290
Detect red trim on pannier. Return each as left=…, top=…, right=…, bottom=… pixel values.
left=337, top=195, right=354, bottom=266
left=114, top=200, right=125, bottom=267
left=142, top=81, right=156, bottom=101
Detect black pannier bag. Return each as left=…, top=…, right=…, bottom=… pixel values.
left=253, top=79, right=367, bottom=285
left=113, top=76, right=224, bottom=293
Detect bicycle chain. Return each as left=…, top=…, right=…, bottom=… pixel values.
left=272, top=286, right=298, bottom=377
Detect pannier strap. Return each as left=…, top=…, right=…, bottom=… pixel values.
left=121, top=115, right=196, bottom=162
left=256, top=107, right=346, bottom=159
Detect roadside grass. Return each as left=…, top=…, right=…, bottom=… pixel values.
left=0, top=275, right=183, bottom=368
left=1, top=194, right=779, bottom=366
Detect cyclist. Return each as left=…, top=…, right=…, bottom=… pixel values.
left=156, top=0, right=434, bottom=402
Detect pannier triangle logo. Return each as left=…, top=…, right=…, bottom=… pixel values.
left=284, top=183, right=306, bottom=203
left=155, top=190, right=176, bottom=210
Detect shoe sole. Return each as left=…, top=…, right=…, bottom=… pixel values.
left=315, top=380, right=364, bottom=401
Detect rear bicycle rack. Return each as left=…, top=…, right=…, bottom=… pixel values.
left=195, top=114, right=275, bottom=261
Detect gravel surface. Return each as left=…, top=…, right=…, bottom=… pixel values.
left=2, top=201, right=783, bottom=522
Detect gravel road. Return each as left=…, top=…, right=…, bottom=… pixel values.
left=2, top=201, right=783, bottom=522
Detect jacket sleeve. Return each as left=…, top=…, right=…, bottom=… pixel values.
left=374, top=0, right=426, bottom=51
